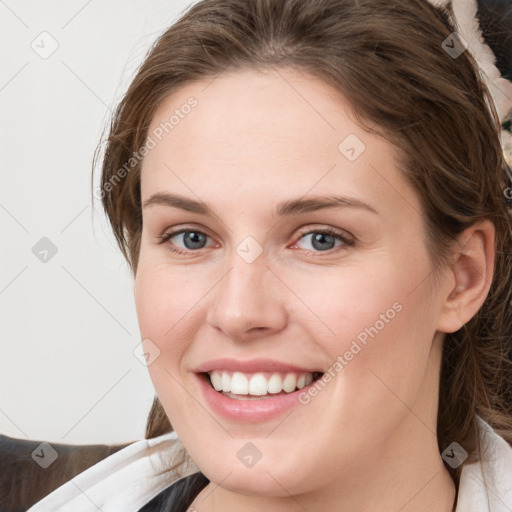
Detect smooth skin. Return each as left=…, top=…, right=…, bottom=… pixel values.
left=133, top=67, right=495, bottom=512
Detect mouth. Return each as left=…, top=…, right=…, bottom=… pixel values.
left=201, top=370, right=324, bottom=400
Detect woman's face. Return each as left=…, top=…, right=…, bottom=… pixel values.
left=134, top=67, right=452, bottom=497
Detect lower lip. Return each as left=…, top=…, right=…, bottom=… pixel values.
left=196, top=373, right=315, bottom=423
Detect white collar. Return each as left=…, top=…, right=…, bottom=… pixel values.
left=456, top=417, right=512, bottom=511
left=27, top=417, right=512, bottom=512
left=26, top=431, right=200, bottom=512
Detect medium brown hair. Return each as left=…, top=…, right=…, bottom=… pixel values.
left=92, top=0, right=512, bottom=485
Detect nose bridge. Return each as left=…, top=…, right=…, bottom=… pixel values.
left=206, top=245, right=287, bottom=338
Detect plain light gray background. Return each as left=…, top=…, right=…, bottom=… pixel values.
left=0, top=0, right=194, bottom=444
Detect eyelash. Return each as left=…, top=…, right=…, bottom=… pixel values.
left=157, top=226, right=355, bottom=257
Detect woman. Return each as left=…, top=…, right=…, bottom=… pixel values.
left=27, top=0, right=512, bottom=510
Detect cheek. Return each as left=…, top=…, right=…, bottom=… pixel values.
left=289, top=251, right=436, bottom=392
left=283, top=255, right=412, bottom=344
left=134, top=266, right=190, bottom=404
left=133, top=262, right=211, bottom=406
left=134, top=260, right=206, bottom=341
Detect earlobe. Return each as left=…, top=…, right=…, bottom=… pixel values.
left=436, top=220, right=496, bottom=333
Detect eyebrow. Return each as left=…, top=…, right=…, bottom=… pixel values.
left=142, top=192, right=378, bottom=216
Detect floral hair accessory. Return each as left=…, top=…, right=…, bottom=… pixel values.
left=428, top=0, right=512, bottom=207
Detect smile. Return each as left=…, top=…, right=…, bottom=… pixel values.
left=194, top=359, right=325, bottom=422
left=207, top=370, right=322, bottom=399
left=194, top=358, right=325, bottom=421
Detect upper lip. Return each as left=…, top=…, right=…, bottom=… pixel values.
left=194, top=358, right=322, bottom=374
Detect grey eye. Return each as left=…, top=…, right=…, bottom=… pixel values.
left=177, top=231, right=208, bottom=250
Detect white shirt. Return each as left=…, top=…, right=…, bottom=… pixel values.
left=27, top=417, right=512, bottom=511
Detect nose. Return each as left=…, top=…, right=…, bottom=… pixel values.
left=206, top=251, right=288, bottom=341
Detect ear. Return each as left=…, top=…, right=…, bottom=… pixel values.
left=436, top=220, right=496, bottom=333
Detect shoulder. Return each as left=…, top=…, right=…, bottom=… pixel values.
left=456, top=416, right=512, bottom=511
left=26, top=431, right=201, bottom=512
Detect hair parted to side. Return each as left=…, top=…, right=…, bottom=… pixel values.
left=92, top=0, right=512, bottom=485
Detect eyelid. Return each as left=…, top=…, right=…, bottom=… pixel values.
left=157, top=224, right=355, bottom=254
left=157, top=226, right=217, bottom=248
left=292, top=225, right=355, bottom=245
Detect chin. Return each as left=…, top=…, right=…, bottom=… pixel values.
left=203, top=463, right=304, bottom=498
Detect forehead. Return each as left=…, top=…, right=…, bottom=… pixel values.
left=147, top=68, right=349, bottom=157
left=140, top=67, right=420, bottom=218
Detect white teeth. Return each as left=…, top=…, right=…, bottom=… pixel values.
left=221, top=372, right=231, bottom=392
left=282, top=373, right=297, bottom=393
left=231, top=372, right=249, bottom=395
left=210, top=371, right=223, bottom=391
left=208, top=370, right=316, bottom=396
left=267, top=373, right=283, bottom=394
left=248, top=373, right=268, bottom=396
